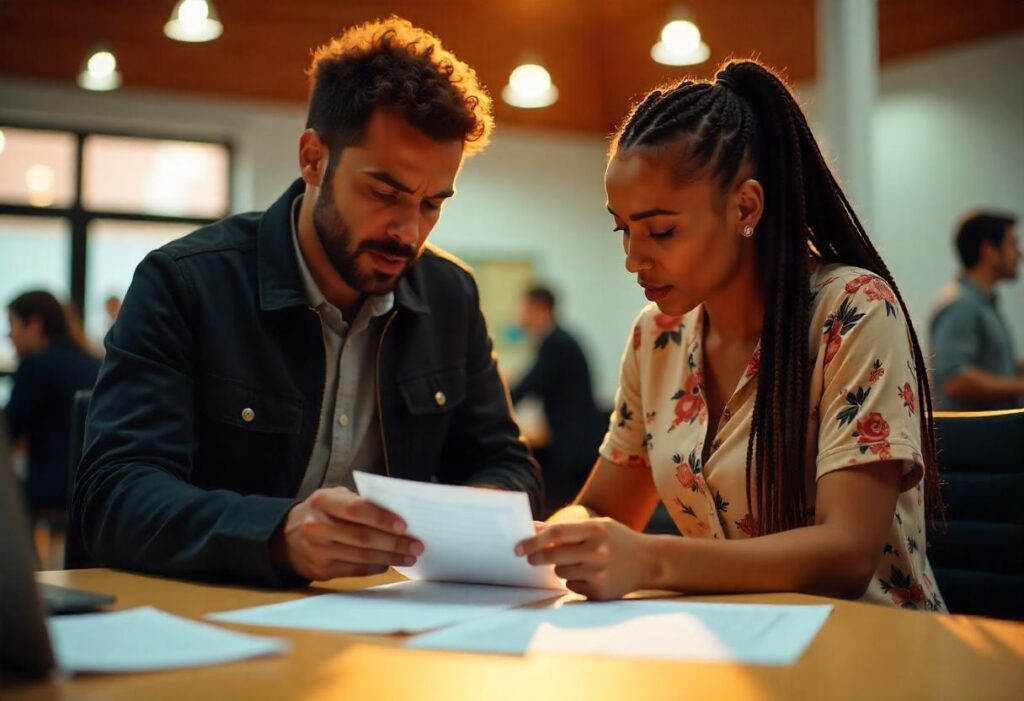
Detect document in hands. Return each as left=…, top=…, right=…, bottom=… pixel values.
left=353, top=471, right=563, bottom=590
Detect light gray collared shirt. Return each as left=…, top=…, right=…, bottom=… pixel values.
left=290, top=195, right=394, bottom=498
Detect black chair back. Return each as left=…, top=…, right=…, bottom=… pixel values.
left=63, top=390, right=93, bottom=569
left=928, top=408, right=1024, bottom=620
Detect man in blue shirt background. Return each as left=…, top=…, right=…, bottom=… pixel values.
left=930, top=211, right=1022, bottom=411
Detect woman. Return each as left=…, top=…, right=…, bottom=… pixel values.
left=6, top=290, right=101, bottom=516
left=516, top=60, right=945, bottom=611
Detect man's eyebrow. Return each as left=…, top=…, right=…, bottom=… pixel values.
left=367, top=171, right=454, bottom=199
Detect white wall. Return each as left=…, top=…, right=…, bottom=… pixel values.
left=2, top=31, right=1021, bottom=402
left=797, top=32, right=1024, bottom=357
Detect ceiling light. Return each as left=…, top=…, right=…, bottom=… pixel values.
left=652, top=15, right=710, bottom=66
left=77, top=47, right=122, bottom=91
left=26, top=164, right=56, bottom=206
left=164, top=0, right=223, bottom=43
left=502, top=63, right=559, bottom=109
left=0, top=129, right=6, bottom=156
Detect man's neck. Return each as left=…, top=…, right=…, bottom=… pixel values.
left=964, top=267, right=999, bottom=294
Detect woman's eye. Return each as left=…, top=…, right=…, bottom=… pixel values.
left=649, top=227, right=676, bottom=239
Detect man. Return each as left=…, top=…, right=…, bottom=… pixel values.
left=72, top=18, right=541, bottom=587
left=930, top=211, right=1023, bottom=411
left=511, top=286, right=605, bottom=516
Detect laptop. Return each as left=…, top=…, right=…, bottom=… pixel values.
left=0, top=415, right=114, bottom=679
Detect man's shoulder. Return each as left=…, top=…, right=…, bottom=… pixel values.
left=930, top=280, right=980, bottom=328
left=158, top=211, right=262, bottom=263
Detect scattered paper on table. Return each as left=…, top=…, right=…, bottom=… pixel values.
left=48, top=606, right=287, bottom=674
left=354, top=471, right=562, bottom=589
left=408, top=600, right=833, bottom=665
left=207, top=580, right=563, bottom=635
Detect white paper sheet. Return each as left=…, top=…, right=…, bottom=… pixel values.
left=207, top=580, right=563, bottom=634
left=353, top=471, right=563, bottom=589
left=47, top=606, right=288, bottom=673
left=408, top=600, right=833, bottom=665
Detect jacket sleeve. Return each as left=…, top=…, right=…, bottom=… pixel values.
left=439, top=273, right=544, bottom=516
left=71, top=250, right=303, bottom=587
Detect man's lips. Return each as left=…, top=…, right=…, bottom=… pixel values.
left=366, top=250, right=410, bottom=275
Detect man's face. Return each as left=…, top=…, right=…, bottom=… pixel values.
left=8, top=311, right=45, bottom=360
left=994, top=226, right=1021, bottom=281
left=312, top=109, right=464, bottom=296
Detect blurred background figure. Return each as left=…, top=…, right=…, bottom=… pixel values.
left=5, top=290, right=100, bottom=543
left=930, top=212, right=1023, bottom=410
left=103, top=295, right=121, bottom=328
left=511, top=285, right=607, bottom=516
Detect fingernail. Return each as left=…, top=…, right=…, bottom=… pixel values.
left=392, top=519, right=406, bottom=534
left=410, top=541, right=424, bottom=555
left=403, top=555, right=416, bottom=566
left=514, top=544, right=524, bottom=556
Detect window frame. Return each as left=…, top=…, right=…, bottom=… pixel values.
left=0, top=120, right=234, bottom=320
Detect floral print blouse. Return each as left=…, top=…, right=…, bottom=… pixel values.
left=599, top=262, right=946, bottom=611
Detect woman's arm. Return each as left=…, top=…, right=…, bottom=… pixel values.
left=518, top=460, right=902, bottom=601
left=546, top=456, right=662, bottom=531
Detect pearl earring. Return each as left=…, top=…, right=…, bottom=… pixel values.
left=742, top=225, right=755, bottom=238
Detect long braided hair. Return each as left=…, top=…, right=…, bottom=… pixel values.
left=612, top=59, right=940, bottom=534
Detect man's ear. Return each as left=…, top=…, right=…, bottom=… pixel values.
left=299, top=129, right=329, bottom=187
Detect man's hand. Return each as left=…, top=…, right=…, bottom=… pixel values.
left=273, top=487, right=424, bottom=581
left=515, top=518, right=656, bottom=600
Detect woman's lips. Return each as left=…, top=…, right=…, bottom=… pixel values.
left=642, top=284, right=671, bottom=301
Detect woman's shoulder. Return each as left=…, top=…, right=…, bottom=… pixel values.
left=809, top=261, right=899, bottom=310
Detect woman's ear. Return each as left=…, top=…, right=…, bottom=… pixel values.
left=298, top=129, right=328, bottom=187
left=736, top=178, right=764, bottom=234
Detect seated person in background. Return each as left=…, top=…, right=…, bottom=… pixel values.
left=73, top=17, right=540, bottom=587
left=6, top=290, right=100, bottom=519
left=929, top=211, right=1022, bottom=411
left=511, top=286, right=606, bottom=516
left=516, top=60, right=946, bottom=612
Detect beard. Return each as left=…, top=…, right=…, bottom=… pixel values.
left=312, top=183, right=419, bottom=296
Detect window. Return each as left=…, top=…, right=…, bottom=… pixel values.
left=0, top=125, right=231, bottom=367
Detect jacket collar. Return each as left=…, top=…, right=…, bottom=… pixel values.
left=257, top=178, right=428, bottom=315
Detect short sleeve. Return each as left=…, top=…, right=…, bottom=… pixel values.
left=598, top=313, right=650, bottom=470
left=815, top=274, right=925, bottom=491
left=930, top=298, right=981, bottom=383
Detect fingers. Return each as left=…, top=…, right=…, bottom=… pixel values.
left=527, top=540, right=606, bottom=567
left=515, top=520, right=606, bottom=556
left=310, top=488, right=408, bottom=535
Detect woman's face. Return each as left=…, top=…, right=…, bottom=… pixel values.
left=604, top=148, right=759, bottom=317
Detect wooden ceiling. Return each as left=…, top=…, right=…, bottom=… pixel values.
left=1, top=1, right=1021, bottom=134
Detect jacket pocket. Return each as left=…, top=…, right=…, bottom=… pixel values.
left=199, top=375, right=303, bottom=435
left=397, top=365, right=467, bottom=416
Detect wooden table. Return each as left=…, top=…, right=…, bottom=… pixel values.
left=4, top=568, right=1023, bottom=701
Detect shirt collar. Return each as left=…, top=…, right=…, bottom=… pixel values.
left=289, top=194, right=394, bottom=321
left=958, top=275, right=998, bottom=305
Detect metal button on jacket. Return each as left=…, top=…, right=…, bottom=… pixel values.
left=434, top=391, right=446, bottom=407
left=241, top=407, right=256, bottom=423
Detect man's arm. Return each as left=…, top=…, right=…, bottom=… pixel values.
left=72, top=251, right=300, bottom=587
left=438, top=274, right=543, bottom=515
left=932, top=299, right=1024, bottom=402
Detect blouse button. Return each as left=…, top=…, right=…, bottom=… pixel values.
left=241, top=407, right=256, bottom=423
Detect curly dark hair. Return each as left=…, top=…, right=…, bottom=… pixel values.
left=306, top=16, right=493, bottom=169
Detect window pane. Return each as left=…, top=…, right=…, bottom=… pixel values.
left=0, top=216, right=71, bottom=370
left=85, top=219, right=194, bottom=344
left=83, top=135, right=229, bottom=218
left=0, top=127, right=76, bottom=208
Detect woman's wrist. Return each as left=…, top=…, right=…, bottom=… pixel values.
left=640, top=533, right=684, bottom=591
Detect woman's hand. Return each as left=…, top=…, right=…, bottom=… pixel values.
left=515, top=518, right=658, bottom=600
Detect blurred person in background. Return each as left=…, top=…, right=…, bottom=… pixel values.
left=6, top=290, right=100, bottom=518
left=930, top=211, right=1022, bottom=411
left=511, top=285, right=606, bottom=516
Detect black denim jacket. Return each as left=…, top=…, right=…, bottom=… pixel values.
left=71, top=179, right=542, bottom=586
